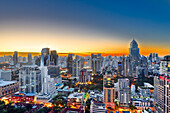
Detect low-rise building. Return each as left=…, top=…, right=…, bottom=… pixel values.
left=0, top=80, right=18, bottom=97
left=10, top=92, right=36, bottom=103
left=67, top=92, right=85, bottom=109
left=0, top=69, right=12, bottom=81
left=57, top=86, right=74, bottom=96
left=90, top=100, right=106, bottom=113
left=61, top=106, right=84, bottom=113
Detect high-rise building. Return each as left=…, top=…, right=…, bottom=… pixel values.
left=41, top=48, right=50, bottom=66
left=103, top=72, right=115, bottom=109
left=19, top=65, right=41, bottom=94
left=124, top=55, right=132, bottom=77
left=27, top=54, right=32, bottom=64
left=131, top=84, right=136, bottom=95
left=129, top=39, right=140, bottom=60
left=67, top=54, right=74, bottom=74
left=50, top=50, right=58, bottom=65
left=118, top=78, right=131, bottom=107
left=136, top=66, right=148, bottom=79
left=79, top=68, right=91, bottom=84
left=154, top=55, right=170, bottom=113
left=36, top=66, right=57, bottom=103
left=13, top=51, right=18, bottom=65
left=72, top=59, right=80, bottom=80
left=129, top=39, right=140, bottom=74
left=91, top=54, right=102, bottom=74
left=48, top=65, right=61, bottom=83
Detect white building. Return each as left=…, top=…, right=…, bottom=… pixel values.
left=19, top=65, right=41, bottom=93
left=36, top=66, right=57, bottom=103
left=118, top=78, right=131, bottom=107
left=72, top=59, right=81, bottom=80
left=0, top=69, right=12, bottom=81
left=90, top=100, right=106, bottom=113
left=131, top=84, right=136, bottom=95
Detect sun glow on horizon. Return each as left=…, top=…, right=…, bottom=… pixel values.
left=0, top=21, right=169, bottom=56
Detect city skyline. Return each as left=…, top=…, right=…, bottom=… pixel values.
left=0, top=39, right=168, bottom=57
left=0, top=0, right=170, bottom=56
left=0, top=1, right=170, bottom=113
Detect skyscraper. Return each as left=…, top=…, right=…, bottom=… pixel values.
left=129, top=39, right=140, bottom=75
left=72, top=59, right=80, bottom=79
left=103, top=72, right=115, bottom=109
left=13, top=51, right=18, bottom=65
left=154, top=55, right=170, bottom=113
left=67, top=54, right=74, bottom=74
left=41, top=48, right=50, bottom=66
left=129, top=39, right=140, bottom=59
left=118, top=78, right=131, bottom=107
left=19, top=65, right=41, bottom=93
left=27, top=54, right=32, bottom=64
left=91, top=54, right=102, bottom=74
left=50, top=50, right=58, bottom=65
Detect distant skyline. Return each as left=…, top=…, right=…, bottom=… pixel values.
left=0, top=0, right=170, bottom=56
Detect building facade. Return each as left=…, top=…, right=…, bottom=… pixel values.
left=19, top=65, right=41, bottom=94
left=118, top=78, right=131, bottom=107
left=154, top=55, right=170, bottom=113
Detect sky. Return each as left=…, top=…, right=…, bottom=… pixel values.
left=0, top=0, right=170, bottom=56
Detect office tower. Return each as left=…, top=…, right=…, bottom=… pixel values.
left=58, top=56, right=67, bottom=68
left=154, top=55, right=170, bottom=113
left=19, top=65, right=41, bottom=93
left=80, top=57, right=85, bottom=68
left=129, top=39, right=140, bottom=74
left=48, top=65, right=61, bottom=83
left=121, top=55, right=125, bottom=76
left=103, top=72, right=115, bottom=109
left=48, top=65, right=60, bottom=78
left=41, top=66, right=57, bottom=95
left=50, top=50, right=58, bottom=65
left=149, top=53, right=152, bottom=62
left=72, top=59, right=80, bottom=79
left=124, top=56, right=132, bottom=77
left=118, top=78, right=131, bottom=107
left=117, top=62, right=122, bottom=76
left=91, top=54, right=102, bottom=74
left=41, top=48, right=50, bottom=66
left=67, top=54, right=74, bottom=74
left=13, top=51, right=18, bottom=65
left=129, top=39, right=140, bottom=60
left=136, top=66, right=148, bottom=79
left=79, top=68, right=91, bottom=84
left=40, top=66, right=56, bottom=95
left=36, top=66, right=57, bottom=103
left=131, top=84, right=136, bottom=95
left=27, top=54, right=32, bottom=64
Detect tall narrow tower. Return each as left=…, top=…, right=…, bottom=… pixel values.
left=129, top=39, right=140, bottom=60
left=129, top=39, right=140, bottom=74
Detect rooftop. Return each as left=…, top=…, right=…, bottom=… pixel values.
left=0, top=80, right=17, bottom=87
left=68, top=92, right=85, bottom=99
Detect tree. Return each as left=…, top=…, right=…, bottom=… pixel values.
left=25, top=104, right=32, bottom=111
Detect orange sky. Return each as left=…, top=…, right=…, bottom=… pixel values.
left=0, top=22, right=169, bottom=57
